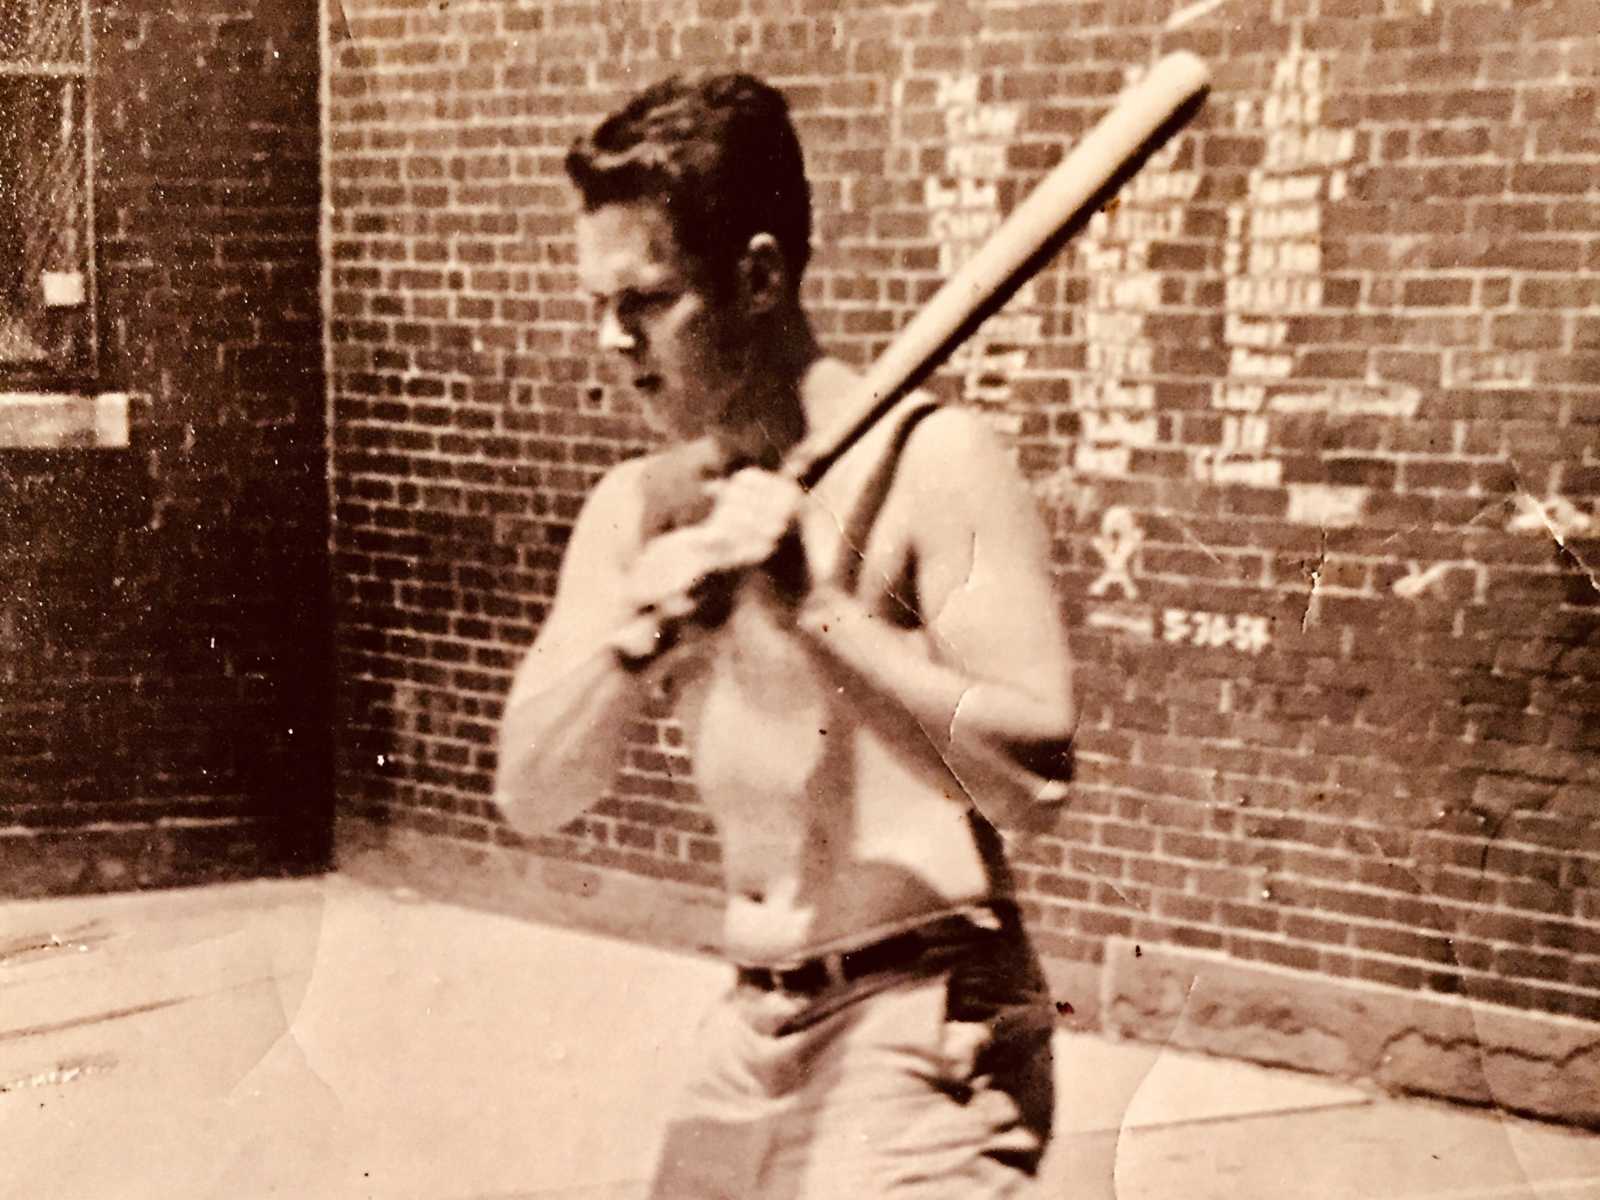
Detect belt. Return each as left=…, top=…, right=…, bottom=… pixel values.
left=735, top=904, right=1009, bottom=997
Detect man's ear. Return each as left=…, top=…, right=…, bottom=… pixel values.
left=736, top=233, right=790, bottom=315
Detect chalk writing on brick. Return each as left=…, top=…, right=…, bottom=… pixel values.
left=1162, top=609, right=1272, bottom=654
left=1210, top=34, right=1357, bottom=489
left=1267, top=386, right=1421, bottom=420
left=1195, top=413, right=1280, bottom=486
left=923, top=74, right=1040, bottom=418
left=1444, top=350, right=1535, bottom=390
left=1031, top=469, right=1098, bottom=519
left=1073, top=81, right=1195, bottom=479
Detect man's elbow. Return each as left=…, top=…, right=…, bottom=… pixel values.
left=1045, top=691, right=1078, bottom=747
left=1039, top=663, right=1077, bottom=755
left=489, top=765, right=538, bottom=839
left=1013, top=693, right=1077, bottom=786
left=1061, top=701, right=1079, bottom=754
left=490, top=739, right=559, bottom=838
left=1019, top=683, right=1076, bottom=752
left=491, top=743, right=609, bottom=839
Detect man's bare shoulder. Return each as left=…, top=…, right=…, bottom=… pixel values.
left=573, top=438, right=727, bottom=556
left=897, top=405, right=1028, bottom=503
left=576, top=451, right=648, bottom=520
left=561, top=451, right=663, bottom=572
left=587, top=449, right=655, bottom=506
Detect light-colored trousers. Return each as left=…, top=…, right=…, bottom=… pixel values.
left=649, top=911, right=1055, bottom=1198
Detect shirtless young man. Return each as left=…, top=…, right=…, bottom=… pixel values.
left=493, top=73, right=1076, bottom=1198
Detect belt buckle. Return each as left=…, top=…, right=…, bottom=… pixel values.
left=821, top=951, right=846, bottom=989
left=741, top=965, right=777, bottom=992
left=773, top=962, right=807, bottom=992
left=790, top=954, right=840, bottom=994
left=766, top=953, right=844, bottom=995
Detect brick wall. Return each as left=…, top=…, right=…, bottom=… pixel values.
left=0, top=0, right=330, bottom=896
left=324, top=0, right=1598, bottom=1069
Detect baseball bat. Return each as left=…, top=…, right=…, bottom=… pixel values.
left=613, top=51, right=1210, bottom=663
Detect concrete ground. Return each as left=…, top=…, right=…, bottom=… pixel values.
left=3, top=877, right=1597, bottom=1200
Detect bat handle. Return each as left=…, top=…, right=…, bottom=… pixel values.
left=607, top=576, right=733, bottom=671
left=607, top=593, right=726, bottom=672
left=609, top=526, right=807, bottom=670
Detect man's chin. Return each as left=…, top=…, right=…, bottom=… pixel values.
left=635, top=381, right=750, bottom=447
left=635, top=390, right=702, bottom=442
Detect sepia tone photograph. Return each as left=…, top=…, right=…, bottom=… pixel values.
left=2, top=0, right=1598, bottom=1196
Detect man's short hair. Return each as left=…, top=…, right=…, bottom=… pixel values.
left=564, top=73, right=812, bottom=294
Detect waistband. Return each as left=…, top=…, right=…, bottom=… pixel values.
left=734, top=899, right=1018, bottom=998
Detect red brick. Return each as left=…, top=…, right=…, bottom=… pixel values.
left=1520, top=277, right=1600, bottom=308
left=1401, top=278, right=1473, bottom=308
left=1512, top=163, right=1598, bottom=194
left=1417, top=126, right=1492, bottom=159
left=1444, top=4, right=1520, bottom=46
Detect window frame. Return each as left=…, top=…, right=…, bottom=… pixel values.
left=0, top=0, right=100, bottom=392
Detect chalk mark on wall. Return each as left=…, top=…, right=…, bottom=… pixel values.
left=1392, top=560, right=1466, bottom=600
left=1508, top=493, right=1596, bottom=541
left=1212, top=34, right=1420, bottom=494
left=1087, top=605, right=1156, bottom=640
left=1165, top=0, right=1227, bottom=29
left=1445, top=350, right=1535, bottom=390
left=1286, top=483, right=1369, bottom=528
left=1089, top=505, right=1143, bottom=599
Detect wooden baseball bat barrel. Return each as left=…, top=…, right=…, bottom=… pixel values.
left=612, top=51, right=1210, bottom=664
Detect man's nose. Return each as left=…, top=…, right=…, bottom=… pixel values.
left=597, top=305, right=636, bottom=355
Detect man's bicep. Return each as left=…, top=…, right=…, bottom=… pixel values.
left=915, top=416, right=1072, bottom=707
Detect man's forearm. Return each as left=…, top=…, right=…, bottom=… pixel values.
left=492, top=643, right=656, bottom=837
